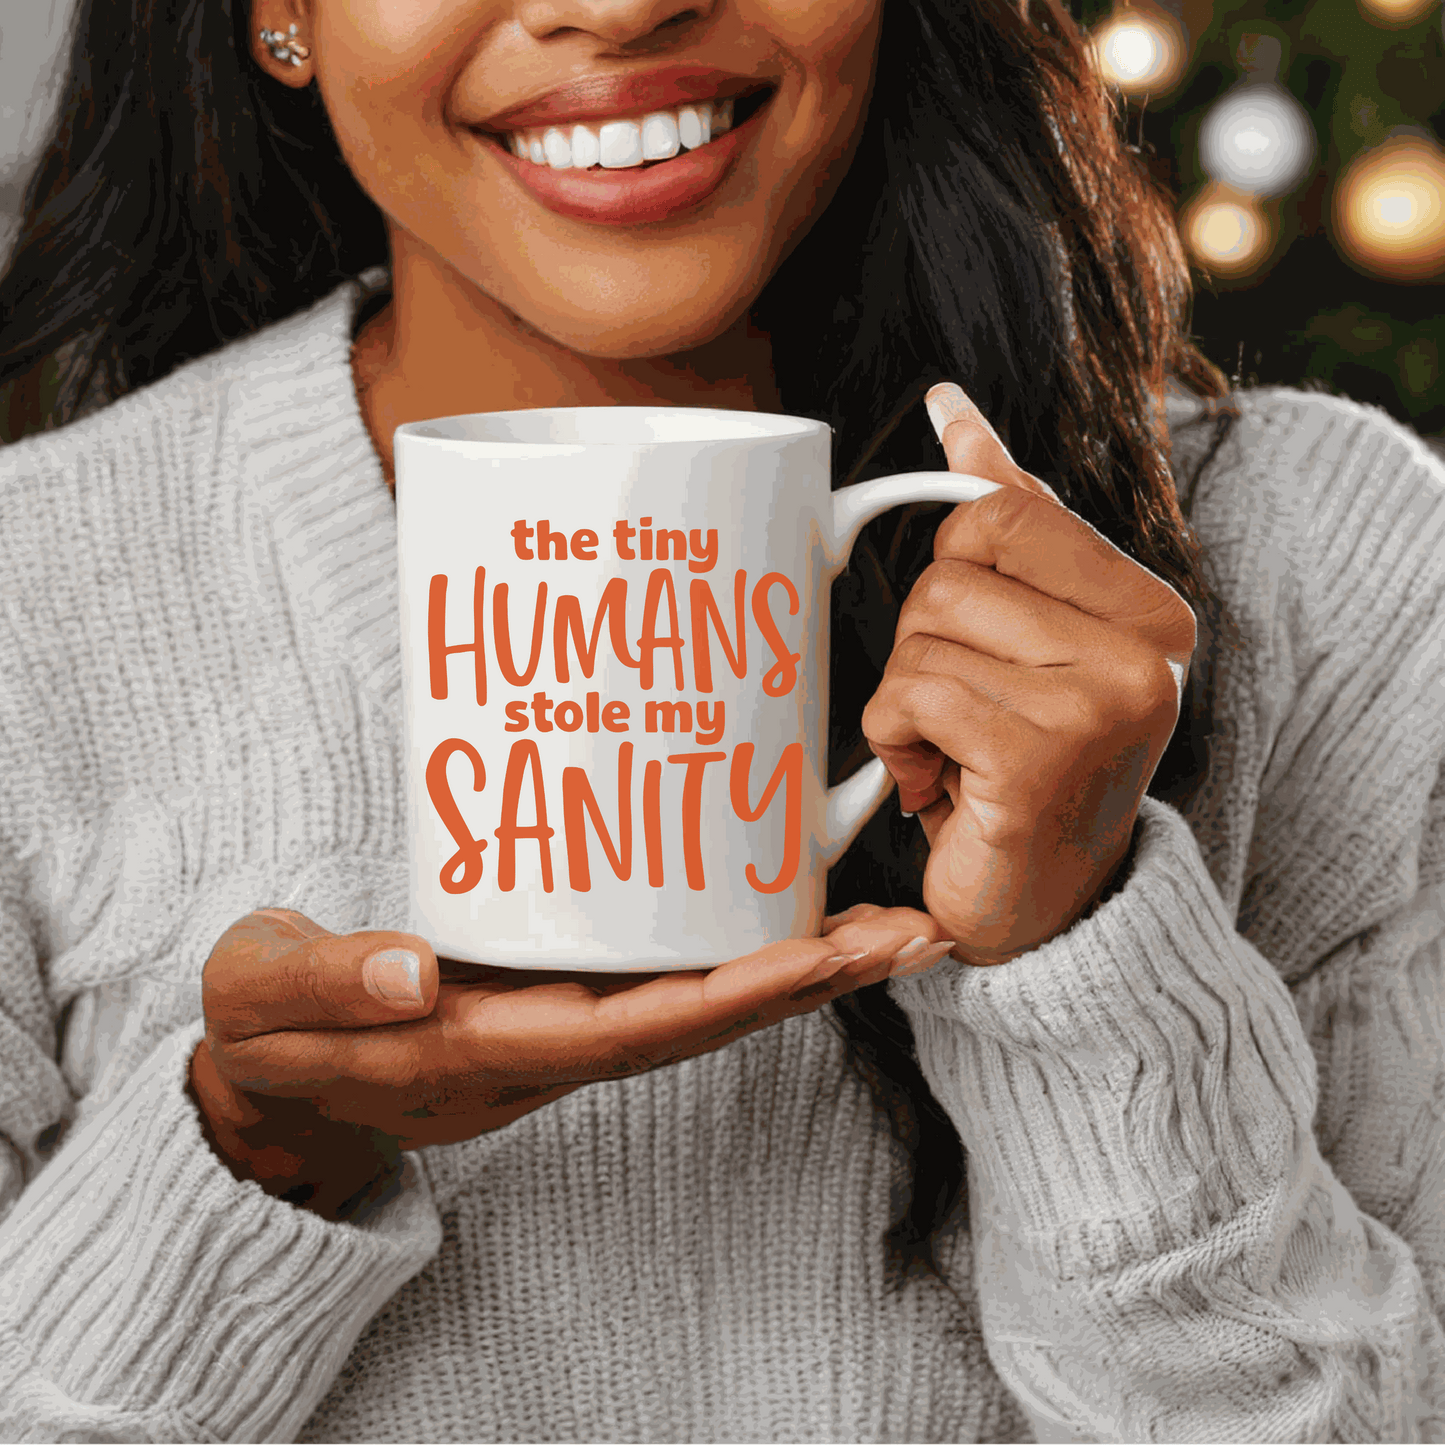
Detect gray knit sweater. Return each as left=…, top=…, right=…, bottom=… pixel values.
left=1, top=279, right=1443, bottom=1444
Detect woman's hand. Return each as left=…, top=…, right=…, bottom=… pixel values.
left=861, top=382, right=1196, bottom=967
left=188, top=905, right=950, bottom=1220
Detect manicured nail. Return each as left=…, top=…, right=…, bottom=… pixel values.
left=924, top=383, right=971, bottom=442
left=891, top=940, right=958, bottom=978
left=802, top=950, right=872, bottom=987
left=925, top=382, right=1003, bottom=444
left=892, top=936, right=932, bottom=965
left=924, top=382, right=1023, bottom=466
left=363, top=947, right=422, bottom=1005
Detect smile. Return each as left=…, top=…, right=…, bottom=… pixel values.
left=504, top=98, right=737, bottom=171
left=477, top=85, right=775, bottom=227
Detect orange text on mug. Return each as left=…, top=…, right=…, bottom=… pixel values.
left=423, top=517, right=805, bottom=899
left=394, top=406, right=997, bottom=969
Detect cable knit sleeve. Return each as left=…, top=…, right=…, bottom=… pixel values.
left=0, top=870, right=443, bottom=1444
left=889, top=393, right=1445, bottom=1442
left=0, top=355, right=442, bottom=1441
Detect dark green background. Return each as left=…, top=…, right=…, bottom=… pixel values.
left=1076, top=0, right=1445, bottom=437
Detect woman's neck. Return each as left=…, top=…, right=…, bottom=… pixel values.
left=351, top=247, right=782, bottom=491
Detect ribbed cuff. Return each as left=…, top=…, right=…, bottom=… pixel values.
left=0, top=1018, right=441, bottom=1442
left=890, top=795, right=1319, bottom=1275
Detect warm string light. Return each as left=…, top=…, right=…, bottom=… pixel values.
left=1089, top=8, right=1189, bottom=95
left=1180, top=184, right=1276, bottom=277
left=1332, top=134, right=1445, bottom=280
left=1356, top=0, right=1437, bottom=27
left=1180, top=33, right=1310, bottom=280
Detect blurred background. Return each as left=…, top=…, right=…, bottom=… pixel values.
left=1075, top=0, right=1445, bottom=450
left=1, top=0, right=1443, bottom=449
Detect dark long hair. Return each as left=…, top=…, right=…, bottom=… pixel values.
left=748, top=0, right=1237, bottom=1279
left=0, top=0, right=1231, bottom=1282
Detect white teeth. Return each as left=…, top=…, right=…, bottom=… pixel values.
left=543, top=126, right=572, bottom=168
left=505, top=97, right=737, bottom=169
left=599, top=119, right=644, bottom=168
left=570, top=123, right=600, bottom=169
left=677, top=102, right=711, bottom=150
left=640, top=111, right=680, bottom=161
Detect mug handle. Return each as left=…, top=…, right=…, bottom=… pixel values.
left=819, top=470, right=1002, bottom=866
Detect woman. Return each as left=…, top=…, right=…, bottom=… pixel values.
left=0, top=0, right=1442, bottom=1437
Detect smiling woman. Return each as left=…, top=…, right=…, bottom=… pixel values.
left=294, top=0, right=882, bottom=380
left=1, top=0, right=1444, bottom=1441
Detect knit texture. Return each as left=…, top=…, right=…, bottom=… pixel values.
left=0, top=279, right=1442, bottom=1442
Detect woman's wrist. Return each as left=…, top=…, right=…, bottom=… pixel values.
left=1079, top=817, right=1142, bottom=921
left=187, top=1040, right=401, bottom=1222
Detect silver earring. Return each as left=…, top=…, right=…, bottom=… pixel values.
left=259, top=23, right=311, bottom=67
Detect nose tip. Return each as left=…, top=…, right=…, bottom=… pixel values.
left=518, top=0, right=713, bottom=47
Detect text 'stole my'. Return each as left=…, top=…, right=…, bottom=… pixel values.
left=423, top=544, right=808, bottom=898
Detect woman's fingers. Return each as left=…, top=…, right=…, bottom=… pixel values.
left=895, top=556, right=1098, bottom=669
left=924, top=381, right=1193, bottom=657
left=866, top=619, right=1179, bottom=825
left=864, top=644, right=1052, bottom=821
left=223, top=909, right=946, bottom=1109
left=515, top=908, right=942, bottom=1071
left=868, top=381, right=1193, bottom=817
left=933, top=482, right=1196, bottom=656
left=812, top=906, right=953, bottom=978
left=924, top=383, right=1061, bottom=504
left=821, top=902, right=885, bottom=931
left=204, top=910, right=439, bottom=1041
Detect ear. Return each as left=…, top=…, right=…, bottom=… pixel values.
left=250, top=4, right=315, bottom=88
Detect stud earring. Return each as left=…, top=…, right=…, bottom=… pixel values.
left=259, top=24, right=311, bottom=66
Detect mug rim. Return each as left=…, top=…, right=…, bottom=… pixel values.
left=395, top=405, right=829, bottom=449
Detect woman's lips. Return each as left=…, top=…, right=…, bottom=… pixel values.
left=479, top=96, right=768, bottom=227
left=484, top=65, right=761, bottom=131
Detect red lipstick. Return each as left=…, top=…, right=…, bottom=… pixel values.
left=474, top=68, right=774, bottom=227
left=482, top=65, right=764, bottom=132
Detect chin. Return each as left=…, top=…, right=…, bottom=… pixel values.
left=515, top=288, right=759, bottom=363
left=551, top=318, right=750, bottom=362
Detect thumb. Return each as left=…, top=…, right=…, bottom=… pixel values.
left=923, top=382, right=1061, bottom=504
left=203, top=909, right=439, bottom=1041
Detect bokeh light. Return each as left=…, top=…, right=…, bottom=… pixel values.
left=1356, top=0, right=1437, bottom=27
left=1180, top=184, right=1277, bottom=278
left=1332, top=135, right=1445, bottom=280
left=1090, top=9, right=1189, bottom=96
left=1198, top=83, right=1316, bottom=196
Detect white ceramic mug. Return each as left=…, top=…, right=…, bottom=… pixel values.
left=395, top=407, right=1000, bottom=970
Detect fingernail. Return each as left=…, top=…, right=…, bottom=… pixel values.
left=363, top=947, right=422, bottom=1005
left=892, top=940, right=958, bottom=978
left=924, top=383, right=967, bottom=440
left=803, top=950, right=872, bottom=986
left=892, top=935, right=933, bottom=965
left=925, top=383, right=1012, bottom=456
